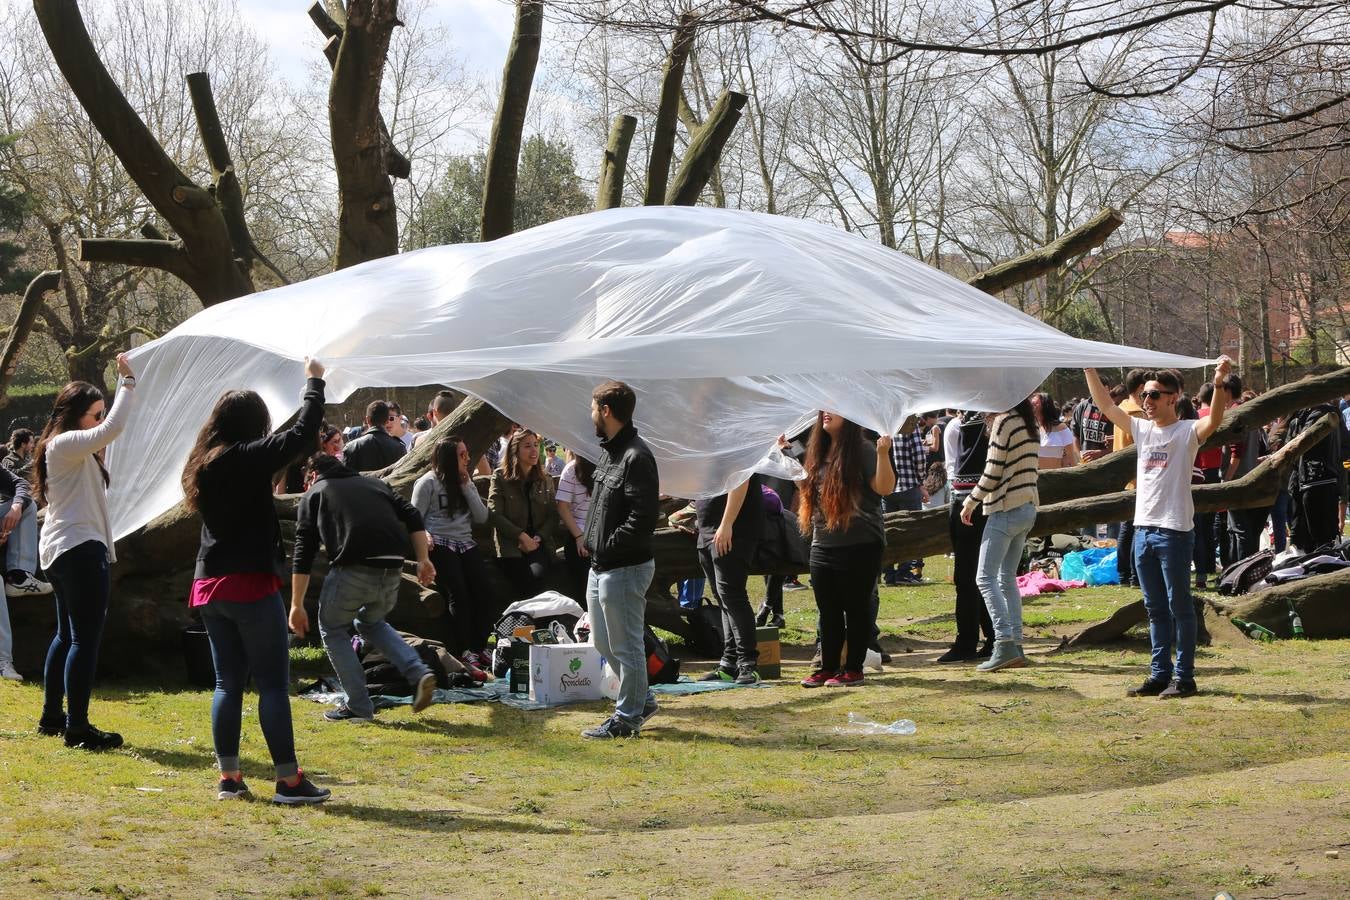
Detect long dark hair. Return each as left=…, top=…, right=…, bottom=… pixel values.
left=571, top=453, right=595, bottom=493
left=432, top=435, right=467, bottom=514
left=34, top=381, right=108, bottom=503
left=1010, top=397, right=1039, bottom=437
left=181, top=390, right=272, bottom=511
left=500, top=429, right=546, bottom=482
left=1032, top=392, right=1061, bottom=430
left=798, top=412, right=867, bottom=533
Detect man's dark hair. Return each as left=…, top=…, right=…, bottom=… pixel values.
left=9, top=427, right=32, bottom=449
left=365, top=400, right=390, bottom=426
left=387, top=401, right=402, bottom=416
left=1149, top=370, right=1182, bottom=394
left=413, top=416, right=431, bottom=431
left=306, top=451, right=346, bottom=480
left=1124, top=368, right=1149, bottom=395
left=1196, top=382, right=1215, bottom=405
left=1221, top=373, right=1243, bottom=400
left=592, top=380, right=636, bottom=424
left=430, top=390, right=457, bottom=418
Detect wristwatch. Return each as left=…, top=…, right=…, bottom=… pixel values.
left=121, top=376, right=137, bottom=388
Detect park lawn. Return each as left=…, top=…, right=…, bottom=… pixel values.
left=1, top=561, right=1347, bottom=899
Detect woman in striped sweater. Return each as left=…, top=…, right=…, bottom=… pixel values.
left=960, top=397, right=1040, bottom=671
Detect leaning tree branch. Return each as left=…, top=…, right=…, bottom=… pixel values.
left=666, top=89, right=748, bottom=206
left=329, top=0, right=401, bottom=269
left=644, top=13, right=697, bottom=206
left=966, top=207, right=1124, bottom=295
left=0, top=270, right=61, bottom=407
left=596, top=114, right=637, bottom=211
left=33, top=0, right=252, bottom=305
left=480, top=0, right=543, bottom=241
left=79, top=237, right=192, bottom=281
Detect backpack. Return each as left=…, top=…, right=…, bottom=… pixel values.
left=1216, top=549, right=1275, bottom=596
left=683, top=602, right=725, bottom=658
left=1285, top=404, right=1344, bottom=492
left=644, top=625, right=681, bottom=684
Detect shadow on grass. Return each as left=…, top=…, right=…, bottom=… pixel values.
left=319, top=803, right=577, bottom=834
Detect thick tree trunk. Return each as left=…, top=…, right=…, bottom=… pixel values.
left=644, top=14, right=698, bottom=206
left=596, top=114, right=637, bottom=211
left=665, top=90, right=748, bottom=206
left=0, top=270, right=61, bottom=405
left=329, top=0, right=401, bottom=269
left=33, top=0, right=254, bottom=305
left=966, top=208, right=1123, bottom=296
left=479, top=0, right=543, bottom=241
left=377, top=397, right=512, bottom=497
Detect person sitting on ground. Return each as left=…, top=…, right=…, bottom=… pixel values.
left=555, top=451, right=595, bottom=606
left=342, top=401, right=406, bottom=473
left=797, top=412, right=895, bottom=689
left=488, top=429, right=562, bottom=599
left=290, top=452, right=437, bottom=723
left=180, top=358, right=332, bottom=805
left=962, top=397, right=1041, bottom=672
left=1086, top=359, right=1231, bottom=699
left=1032, top=391, right=1081, bottom=469
left=696, top=473, right=765, bottom=685
left=412, top=436, right=495, bottom=672
left=2, top=428, right=35, bottom=479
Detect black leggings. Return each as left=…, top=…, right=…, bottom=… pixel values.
left=430, top=544, right=498, bottom=654
left=42, top=540, right=111, bottom=730
left=810, top=542, right=884, bottom=673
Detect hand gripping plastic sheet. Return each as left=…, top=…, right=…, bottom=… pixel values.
left=114, top=206, right=1209, bottom=539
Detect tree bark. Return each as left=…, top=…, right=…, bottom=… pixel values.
left=644, top=14, right=698, bottom=206
left=33, top=0, right=254, bottom=305
left=479, top=0, right=543, bottom=241
left=377, top=397, right=512, bottom=497
left=1211, top=570, right=1350, bottom=639
left=308, top=1, right=411, bottom=180
left=0, top=270, right=61, bottom=406
left=596, top=114, right=637, bottom=211
left=966, top=208, right=1123, bottom=296
left=330, top=0, right=401, bottom=269
left=665, top=90, right=747, bottom=206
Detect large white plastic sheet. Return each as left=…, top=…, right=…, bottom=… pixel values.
left=114, top=206, right=1208, bottom=540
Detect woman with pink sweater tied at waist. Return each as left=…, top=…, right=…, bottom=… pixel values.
left=960, top=397, right=1041, bottom=673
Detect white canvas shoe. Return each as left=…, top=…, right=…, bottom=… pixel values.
left=5, top=574, right=53, bottom=598
left=0, top=661, right=22, bottom=681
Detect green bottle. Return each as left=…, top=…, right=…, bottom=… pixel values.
left=1286, top=600, right=1307, bottom=640
left=1231, top=617, right=1277, bottom=642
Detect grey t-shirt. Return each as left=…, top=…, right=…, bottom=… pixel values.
left=811, top=438, right=886, bottom=548
left=412, top=471, right=489, bottom=542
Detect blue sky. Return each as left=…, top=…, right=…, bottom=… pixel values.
left=235, top=0, right=515, bottom=85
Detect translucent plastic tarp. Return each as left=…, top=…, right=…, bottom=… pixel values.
left=114, top=206, right=1209, bottom=539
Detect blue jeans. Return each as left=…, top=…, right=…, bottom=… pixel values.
left=1271, top=489, right=1291, bottom=553
left=317, top=565, right=430, bottom=718
left=1133, top=526, right=1197, bottom=682
left=42, top=540, right=110, bottom=730
left=883, top=486, right=924, bottom=580
left=976, top=502, right=1036, bottom=642
left=677, top=578, right=705, bottom=610
left=5, top=502, right=38, bottom=574
left=587, top=560, right=655, bottom=727
left=200, top=593, right=299, bottom=778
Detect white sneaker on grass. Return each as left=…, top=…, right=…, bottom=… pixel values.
left=0, top=661, right=22, bottom=681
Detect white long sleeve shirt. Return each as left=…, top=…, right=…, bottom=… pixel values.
left=38, top=384, right=136, bottom=569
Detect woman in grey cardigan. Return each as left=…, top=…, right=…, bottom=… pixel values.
left=34, top=353, right=137, bottom=751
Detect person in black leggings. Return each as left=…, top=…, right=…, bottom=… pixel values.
left=794, top=412, right=895, bottom=688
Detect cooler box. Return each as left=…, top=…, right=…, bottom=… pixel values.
left=529, top=643, right=605, bottom=706
left=756, top=626, right=781, bottom=680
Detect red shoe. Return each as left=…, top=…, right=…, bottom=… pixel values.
left=465, top=664, right=488, bottom=683
left=825, top=670, right=864, bottom=687
left=800, top=670, right=833, bottom=688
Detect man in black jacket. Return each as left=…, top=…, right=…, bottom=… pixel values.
left=342, top=401, right=406, bottom=472
left=581, top=380, right=660, bottom=739
left=290, top=454, right=437, bottom=722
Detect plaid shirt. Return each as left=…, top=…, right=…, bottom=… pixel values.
left=890, top=430, right=926, bottom=493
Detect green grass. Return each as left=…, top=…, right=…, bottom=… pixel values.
left=2, top=558, right=1347, bottom=898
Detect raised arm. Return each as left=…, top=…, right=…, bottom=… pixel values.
left=1196, top=356, right=1232, bottom=444
left=46, top=354, right=137, bottom=461
left=872, top=435, right=897, bottom=496
left=1084, top=367, right=1132, bottom=432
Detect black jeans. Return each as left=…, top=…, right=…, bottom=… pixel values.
left=948, top=494, right=994, bottom=651
left=1117, top=521, right=1136, bottom=585
left=1193, top=468, right=1221, bottom=579
left=42, top=540, right=110, bottom=730
left=1227, top=507, right=1270, bottom=562
left=698, top=546, right=758, bottom=669
left=431, top=544, right=498, bottom=654
left=762, top=575, right=784, bottom=616
left=562, top=538, right=591, bottom=610
left=811, top=542, right=883, bottom=673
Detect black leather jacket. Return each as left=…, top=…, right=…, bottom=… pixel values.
left=583, top=423, right=659, bottom=572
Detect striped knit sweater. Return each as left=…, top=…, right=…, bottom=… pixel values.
left=967, top=413, right=1040, bottom=514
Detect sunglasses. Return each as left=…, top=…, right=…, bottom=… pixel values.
left=88, top=409, right=105, bottom=422
left=1140, top=390, right=1176, bottom=401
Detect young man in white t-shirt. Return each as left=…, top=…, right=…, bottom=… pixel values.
left=1085, top=357, right=1231, bottom=698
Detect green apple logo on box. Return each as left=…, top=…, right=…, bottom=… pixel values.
left=568, top=656, right=582, bottom=673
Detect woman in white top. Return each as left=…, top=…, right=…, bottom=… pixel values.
left=34, top=354, right=137, bottom=751
left=1032, top=392, right=1081, bottom=469
left=555, top=452, right=596, bottom=606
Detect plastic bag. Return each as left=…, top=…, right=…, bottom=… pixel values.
left=832, top=712, right=916, bottom=735
left=1085, top=550, right=1120, bottom=585
left=1061, top=547, right=1117, bottom=583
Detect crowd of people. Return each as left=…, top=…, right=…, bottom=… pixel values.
left=6, top=351, right=1349, bottom=805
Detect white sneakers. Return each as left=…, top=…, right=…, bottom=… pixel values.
left=5, top=573, right=53, bottom=598
left=0, top=661, right=22, bottom=681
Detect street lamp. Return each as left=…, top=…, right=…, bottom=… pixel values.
left=1277, top=339, right=1289, bottom=384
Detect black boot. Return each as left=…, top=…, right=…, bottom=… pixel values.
left=755, top=603, right=771, bottom=627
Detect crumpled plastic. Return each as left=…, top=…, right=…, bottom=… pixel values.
left=113, top=206, right=1209, bottom=539
left=832, top=712, right=917, bottom=735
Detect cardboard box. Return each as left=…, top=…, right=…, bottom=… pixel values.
left=756, top=626, right=781, bottom=680
left=529, top=643, right=605, bottom=706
